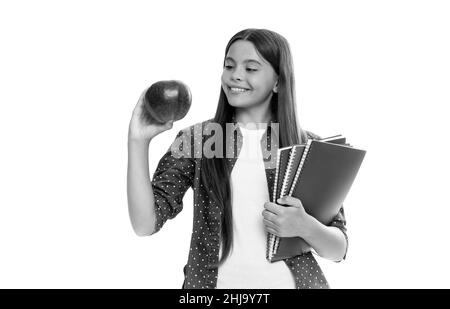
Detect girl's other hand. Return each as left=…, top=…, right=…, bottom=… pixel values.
left=128, top=88, right=174, bottom=142
left=262, top=196, right=315, bottom=238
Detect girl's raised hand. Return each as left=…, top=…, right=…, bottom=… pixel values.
left=128, top=88, right=174, bottom=142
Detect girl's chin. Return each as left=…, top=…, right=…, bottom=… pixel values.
left=227, top=100, right=250, bottom=108
left=227, top=97, right=252, bottom=106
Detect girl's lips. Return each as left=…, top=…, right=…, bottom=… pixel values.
left=228, top=86, right=251, bottom=94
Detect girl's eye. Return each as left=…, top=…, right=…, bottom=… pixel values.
left=224, top=65, right=257, bottom=72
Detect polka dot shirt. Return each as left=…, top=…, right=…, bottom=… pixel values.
left=151, top=118, right=348, bottom=289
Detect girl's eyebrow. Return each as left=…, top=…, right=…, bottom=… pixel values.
left=225, top=56, right=262, bottom=66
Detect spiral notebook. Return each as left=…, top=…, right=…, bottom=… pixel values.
left=266, top=135, right=366, bottom=262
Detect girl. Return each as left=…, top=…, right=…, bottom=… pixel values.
left=127, top=28, right=348, bottom=289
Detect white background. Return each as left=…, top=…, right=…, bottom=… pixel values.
left=1, top=0, right=449, bottom=288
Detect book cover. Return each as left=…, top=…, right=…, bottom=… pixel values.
left=268, top=136, right=365, bottom=262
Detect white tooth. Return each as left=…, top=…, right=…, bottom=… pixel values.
left=231, top=87, right=248, bottom=92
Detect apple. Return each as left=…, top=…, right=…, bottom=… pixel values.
left=143, top=80, right=192, bottom=124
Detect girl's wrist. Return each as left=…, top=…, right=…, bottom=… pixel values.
left=300, top=214, right=320, bottom=240
left=128, top=135, right=151, bottom=147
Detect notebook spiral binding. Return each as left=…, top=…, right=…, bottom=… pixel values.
left=268, top=146, right=296, bottom=261
left=270, top=139, right=313, bottom=261
left=280, top=148, right=296, bottom=198
left=289, top=139, right=313, bottom=196
left=267, top=148, right=283, bottom=260
left=270, top=147, right=297, bottom=260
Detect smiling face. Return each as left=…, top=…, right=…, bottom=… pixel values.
left=221, top=40, right=278, bottom=111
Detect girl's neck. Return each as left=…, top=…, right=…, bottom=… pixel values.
left=234, top=106, right=272, bottom=127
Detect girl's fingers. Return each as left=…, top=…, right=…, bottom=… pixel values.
left=263, top=218, right=277, bottom=229
left=165, top=120, right=174, bottom=128
left=143, top=120, right=174, bottom=136
left=262, top=209, right=277, bottom=222
left=277, top=196, right=303, bottom=208
left=264, top=202, right=283, bottom=215
left=265, top=227, right=278, bottom=236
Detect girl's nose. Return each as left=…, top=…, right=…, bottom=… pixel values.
left=231, top=66, right=244, bottom=81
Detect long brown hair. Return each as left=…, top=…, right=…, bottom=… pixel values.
left=200, top=28, right=308, bottom=265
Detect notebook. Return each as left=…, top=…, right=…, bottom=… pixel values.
left=267, top=135, right=366, bottom=262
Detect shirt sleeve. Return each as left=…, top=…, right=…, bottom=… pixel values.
left=328, top=206, right=349, bottom=262
left=151, top=129, right=195, bottom=234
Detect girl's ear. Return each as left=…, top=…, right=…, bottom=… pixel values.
left=273, top=80, right=278, bottom=93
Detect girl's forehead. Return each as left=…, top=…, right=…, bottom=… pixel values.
left=226, top=40, right=266, bottom=64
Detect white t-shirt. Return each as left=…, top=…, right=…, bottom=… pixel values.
left=216, top=125, right=295, bottom=289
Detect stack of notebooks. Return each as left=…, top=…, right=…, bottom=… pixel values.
left=266, top=134, right=366, bottom=262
